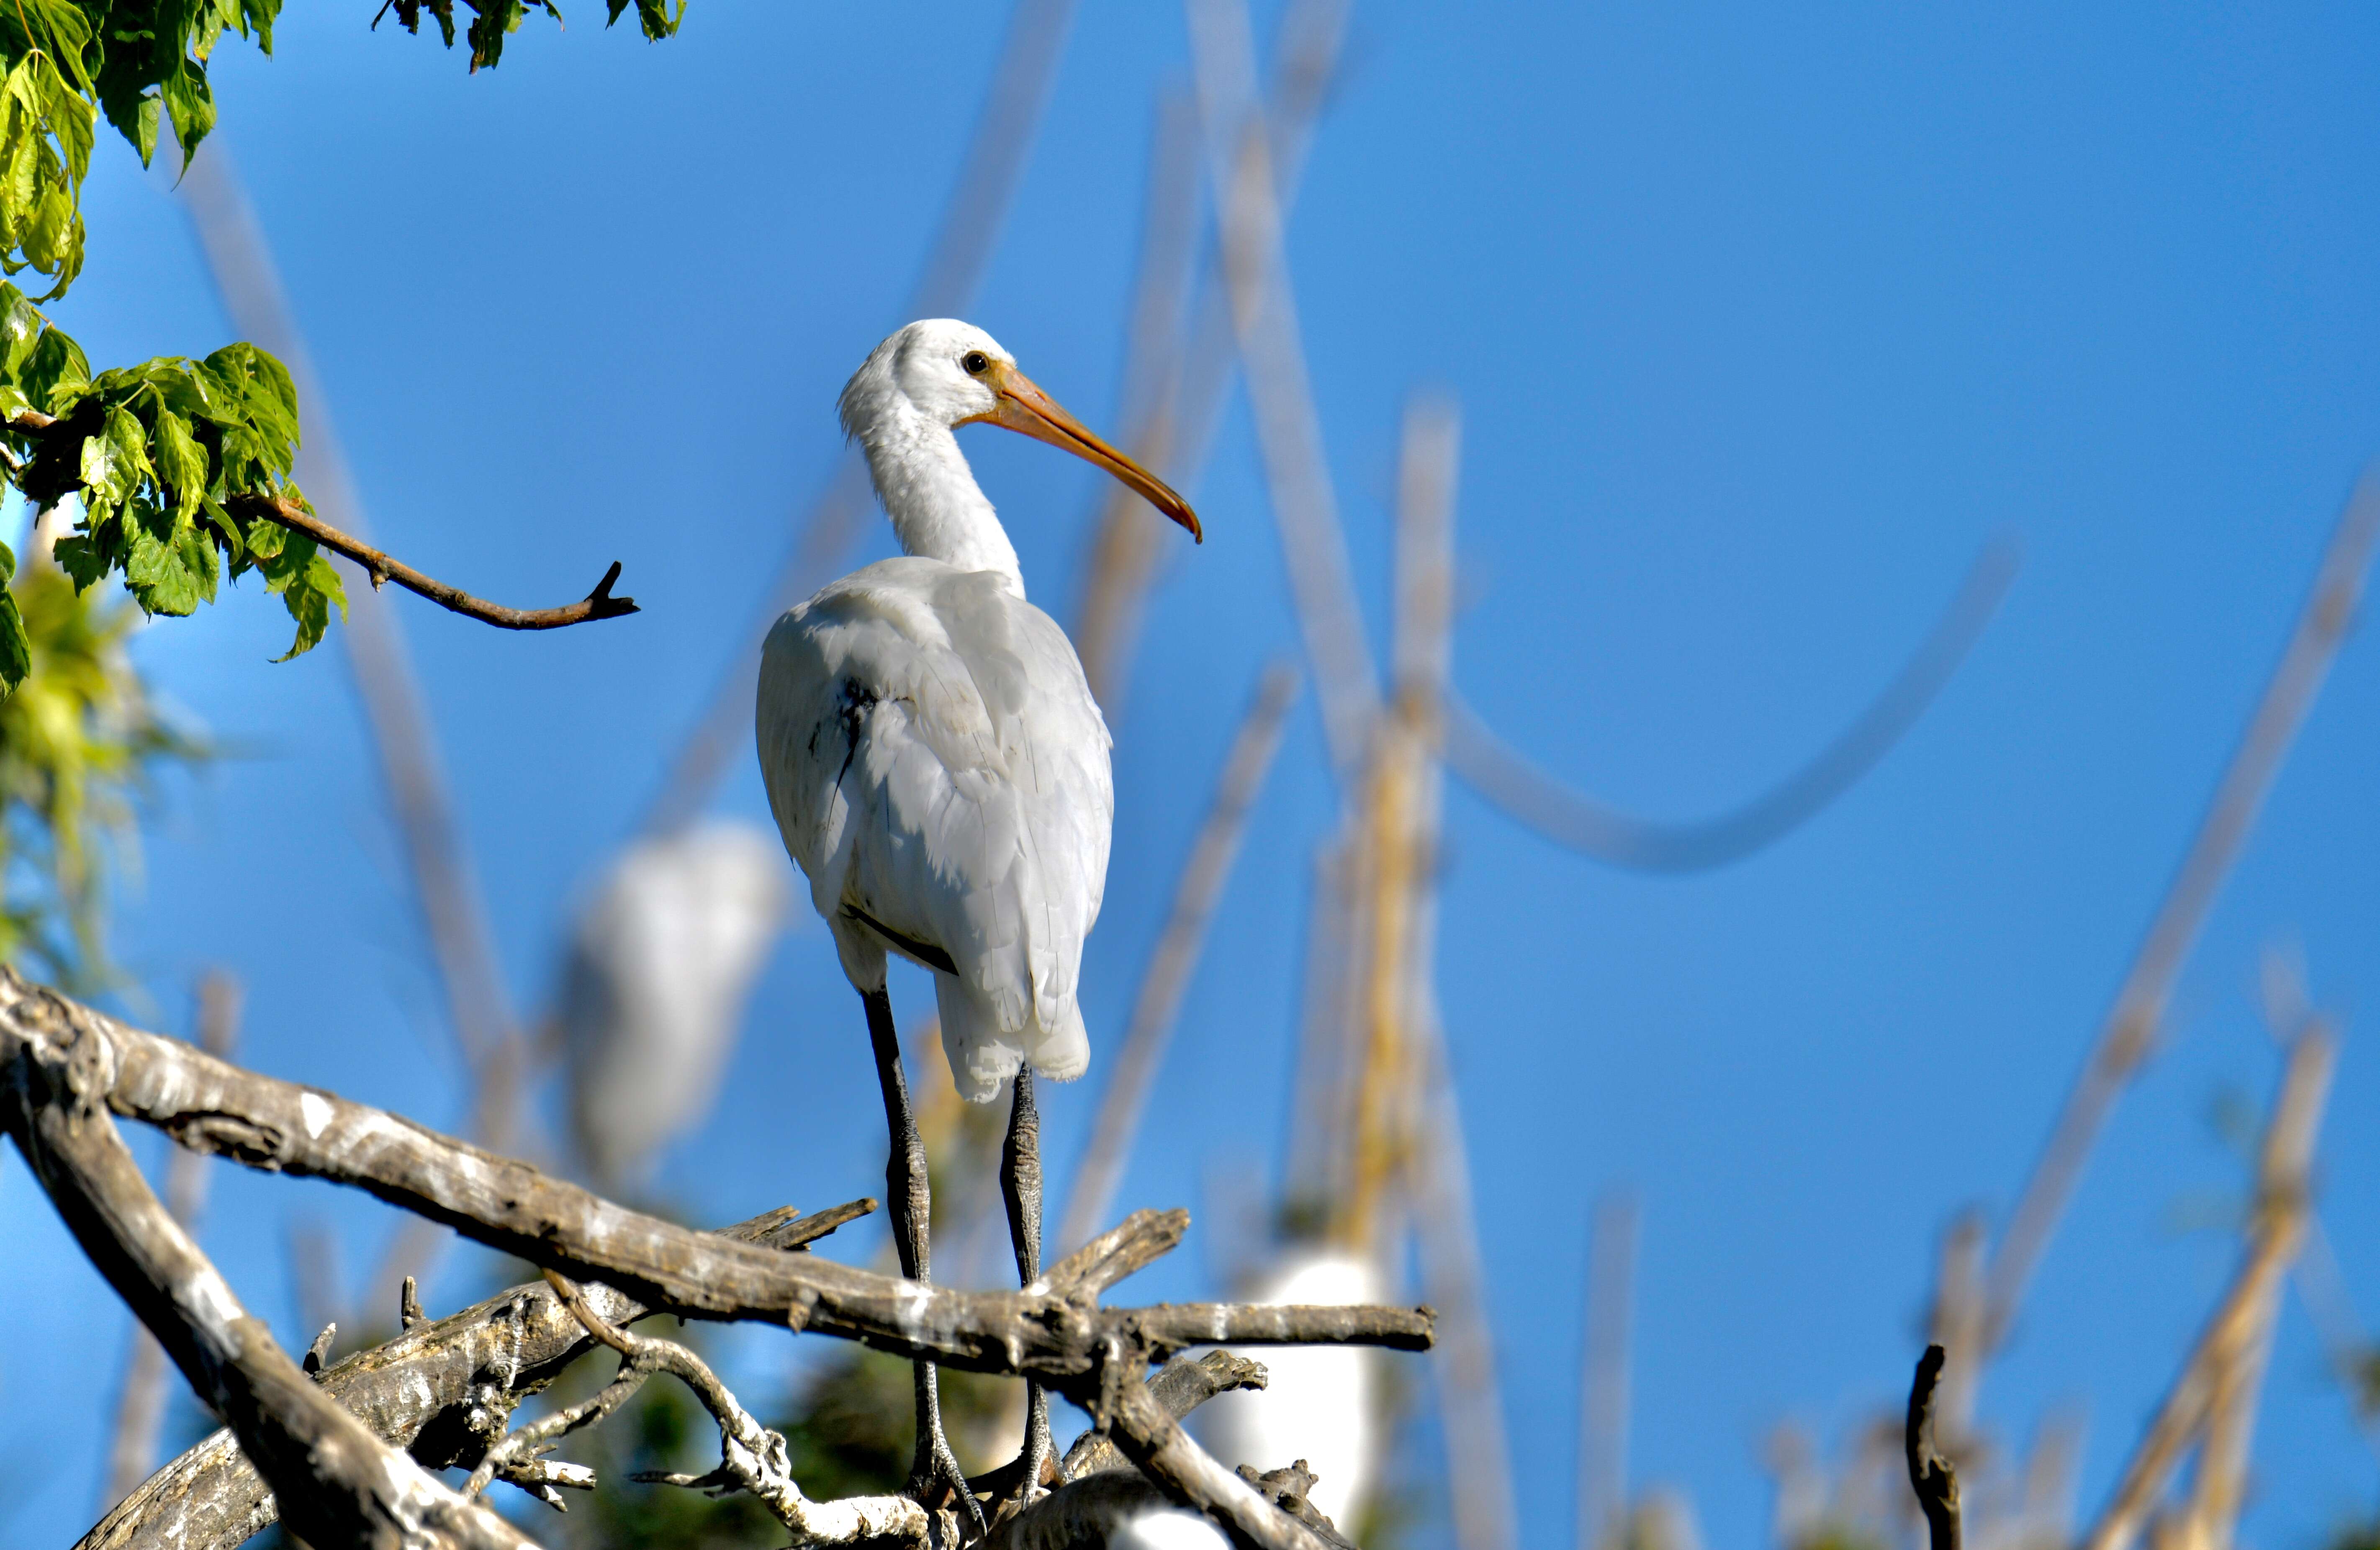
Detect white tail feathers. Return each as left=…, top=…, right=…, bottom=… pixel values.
left=934, top=972, right=1089, bottom=1103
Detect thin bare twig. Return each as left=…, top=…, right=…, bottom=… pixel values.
left=2077, top=1021, right=2337, bottom=1550
left=1057, top=661, right=1300, bottom=1252
left=1984, top=472, right=2380, bottom=1355
left=1101, top=1365, right=1348, bottom=1550
left=243, top=494, right=635, bottom=629
left=1060, top=1350, right=1270, bottom=1478
left=542, top=1269, right=935, bottom=1547
left=99, top=972, right=239, bottom=1514
left=1441, top=537, right=2020, bottom=872
left=1905, top=1345, right=1962, bottom=1550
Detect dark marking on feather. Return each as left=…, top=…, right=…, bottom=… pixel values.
left=834, top=678, right=877, bottom=792
left=844, top=905, right=958, bottom=975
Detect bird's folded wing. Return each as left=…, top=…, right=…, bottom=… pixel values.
left=758, top=563, right=1114, bottom=1037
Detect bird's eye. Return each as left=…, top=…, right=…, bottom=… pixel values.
left=961, top=351, right=990, bottom=376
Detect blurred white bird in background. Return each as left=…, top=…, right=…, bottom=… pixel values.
left=1196, top=1251, right=1383, bottom=1527
left=757, top=319, right=1200, bottom=1514
left=560, top=822, right=791, bottom=1185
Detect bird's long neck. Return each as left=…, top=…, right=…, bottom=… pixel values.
left=855, top=405, right=1024, bottom=590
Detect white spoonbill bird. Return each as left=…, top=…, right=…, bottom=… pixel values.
left=757, top=319, right=1200, bottom=1514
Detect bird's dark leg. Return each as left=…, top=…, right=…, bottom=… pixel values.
left=1000, top=1065, right=1056, bottom=1498
left=862, top=986, right=985, bottom=1535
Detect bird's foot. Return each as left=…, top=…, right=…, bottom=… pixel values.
left=909, top=1428, right=989, bottom=1541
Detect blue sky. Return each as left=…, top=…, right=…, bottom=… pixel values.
left=6, top=2, right=2380, bottom=1546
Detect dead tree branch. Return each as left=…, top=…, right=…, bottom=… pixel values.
left=5, top=413, right=636, bottom=632
left=1100, top=1367, right=1348, bottom=1550
left=1062, top=1351, right=1270, bottom=1478
left=0, top=971, right=1429, bottom=1550
left=0, top=996, right=535, bottom=1550
left=100, top=971, right=239, bottom=1514
left=82, top=1199, right=874, bottom=1550
left=1904, top=1344, right=1961, bottom=1550
left=542, top=1269, right=936, bottom=1547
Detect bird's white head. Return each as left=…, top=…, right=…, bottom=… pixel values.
left=840, top=321, right=1202, bottom=565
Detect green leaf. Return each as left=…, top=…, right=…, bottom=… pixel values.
left=175, top=519, right=217, bottom=603
left=125, top=520, right=200, bottom=615
left=0, top=281, right=39, bottom=373
left=153, top=408, right=205, bottom=516
left=129, top=93, right=158, bottom=167
left=242, top=508, right=285, bottom=560
left=49, top=530, right=101, bottom=589
left=260, top=532, right=342, bottom=659
left=158, top=64, right=213, bottom=162
left=26, top=324, right=87, bottom=405
left=0, top=586, right=28, bottom=690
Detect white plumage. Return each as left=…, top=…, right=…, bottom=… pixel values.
left=756, top=320, right=1198, bottom=1500
left=1197, top=1252, right=1383, bottom=1527
left=560, top=821, right=789, bottom=1181
left=758, top=319, right=1198, bottom=1102
left=758, top=558, right=1110, bottom=1098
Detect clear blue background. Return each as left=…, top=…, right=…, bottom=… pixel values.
left=5, top=2, right=2380, bottom=1545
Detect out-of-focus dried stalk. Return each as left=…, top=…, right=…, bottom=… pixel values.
left=2293, top=1215, right=2380, bottom=1467
left=1578, top=1190, right=1640, bottom=1550
left=1338, top=400, right=1458, bottom=1247
left=1185, top=0, right=1381, bottom=785
left=2077, top=1022, right=2337, bottom=1550
left=1283, top=837, right=1360, bottom=1212
left=1409, top=1017, right=1518, bottom=1550
left=1442, top=538, right=2019, bottom=872
left=1072, top=87, right=1204, bottom=714
left=1056, top=661, right=1300, bottom=1254
left=180, top=147, right=529, bottom=1313
left=1984, top=473, right=2380, bottom=1357
left=640, top=0, right=1085, bottom=838
left=1927, top=1210, right=1986, bottom=1449
left=178, top=149, right=526, bottom=1159
left=100, top=972, right=239, bottom=1513
left=1073, top=0, right=1352, bottom=719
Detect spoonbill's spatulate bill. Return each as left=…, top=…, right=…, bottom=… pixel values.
left=757, top=319, right=1199, bottom=1515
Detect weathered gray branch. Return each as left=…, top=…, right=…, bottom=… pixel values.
left=0, top=970, right=1429, bottom=1550
left=100, top=972, right=239, bottom=1514
left=544, top=1269, right=937, bottom=1547
left=0, top=973, right=1429, bottom=1380
left=1062, top=1350, right=1271, bottom=1478
left=1, top=985, right=534, bottom=1550
left=81, top=1199, right=873, bottom=1550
